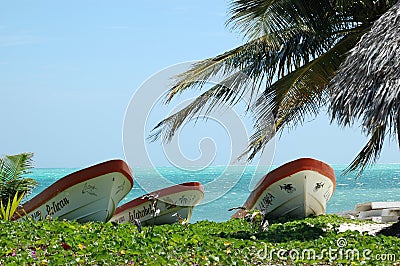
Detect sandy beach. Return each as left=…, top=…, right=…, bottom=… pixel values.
left=338, top=222, right=392, bottom=235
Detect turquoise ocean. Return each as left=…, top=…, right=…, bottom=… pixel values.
left=24, top=164, right=400, bottom=222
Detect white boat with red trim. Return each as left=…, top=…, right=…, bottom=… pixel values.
left=110, top=182, right=204, bottom=225
left=232, top=158, right=336, bottom=219
left=13, top=160, right=134, bottom=222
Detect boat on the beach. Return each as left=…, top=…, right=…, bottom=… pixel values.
left=232, top=158, right=336, bottom=219
left=110, top=182, right=204, bottom=225
left=13, top=160, right=134, bottom=222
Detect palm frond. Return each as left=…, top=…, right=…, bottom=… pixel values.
left=153, top=22, right=352, bottom=143
left=227, top=0, right=357, bottom=40
left=228, top=0, right=396, bottom=40
left=332, top=0, right=398, bottom=24
left=167, top=6, right=354, bottom=105
left=242, top=32, right=362, bottom=160
left=151, top=70, right=259, bottom=142
left=0, top=153, right=34, bottom=182
left=166, top=38, right=268, bottom=105
left=344, top=125, right=387, bottom=177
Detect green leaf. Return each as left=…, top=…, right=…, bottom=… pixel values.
left=0, top=153, right=37, bottom=206
left=0, top=191, right=25, bottom=220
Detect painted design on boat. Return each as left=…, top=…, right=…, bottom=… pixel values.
left=178, top=195, right=188, bottom=205
left=280, top=183, right=296, bottom=193
left=115, top=180, right=126, bottom=195
left=189, top=195, right=197, bottom=205
left=82, top=182, right=97, bottom=196
left=111, top=182, right=204, bottom=226
left=258, top=193, right=275, bottom=211
left=232, top=158, right=336, bottom=220
left=314, top=182, right=325, bottom=192
left=12, top=160, right=134, bottom=223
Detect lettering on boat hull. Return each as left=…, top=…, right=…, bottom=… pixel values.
left=46, top=197, right=70, bottom=216
left=128, top=204, right=155, bottom=221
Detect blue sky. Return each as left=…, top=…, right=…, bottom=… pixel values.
left=1, top=1, right=398, bottom=168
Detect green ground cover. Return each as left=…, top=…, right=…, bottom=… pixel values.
left=0, top=215, right=399, bottom=265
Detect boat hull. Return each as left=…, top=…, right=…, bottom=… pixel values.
left=110, top=182, right=204, bottom=225
left=14, top=160, right=134, bottom=222
left=232, top=158, right=336, bottom=219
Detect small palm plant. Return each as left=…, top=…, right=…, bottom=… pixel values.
left=0, top=152, right=37, bottom=208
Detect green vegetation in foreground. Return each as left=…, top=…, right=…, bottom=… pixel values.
left=0, top=215, right=399, bottom=265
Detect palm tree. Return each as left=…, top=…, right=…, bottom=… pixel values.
left=151, top=0, right=398, bottom=175
left=0, top=152, right=38, bottom=206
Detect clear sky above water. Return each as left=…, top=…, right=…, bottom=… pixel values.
left=1, top=1, right=399, bottom=168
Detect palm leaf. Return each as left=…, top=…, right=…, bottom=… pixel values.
left=0, top=191, right=25, bottom=220
left=0, top=153, right=37, bottom=205
left=227, top=0, right=359, bottom=41
left=332, top=0, right=398, bottom=23
left=166, top=35, right=277, bottom=103
left=9, top=191, right=24, bottom=218
left=167, top=3, right=355, bottom=104
left=151, top=70, right=259, bottom=142
left=0, top=201, right=5, bottom=219
left=241, top=32, right=362, bottom=160
left=228, top=0, right=396, bottom=39
left=344, top=126, right=387, bottom=177
left=0, top=153, right=34, bottom=182
left=155, top=23, right=352, bottom=142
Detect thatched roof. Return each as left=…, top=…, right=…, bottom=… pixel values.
left=329, top=0, right=400, bottom=172
left=330, top=0, right=400, bottom=123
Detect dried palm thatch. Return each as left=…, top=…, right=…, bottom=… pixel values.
left=330, top=0, right=400, bottom=175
